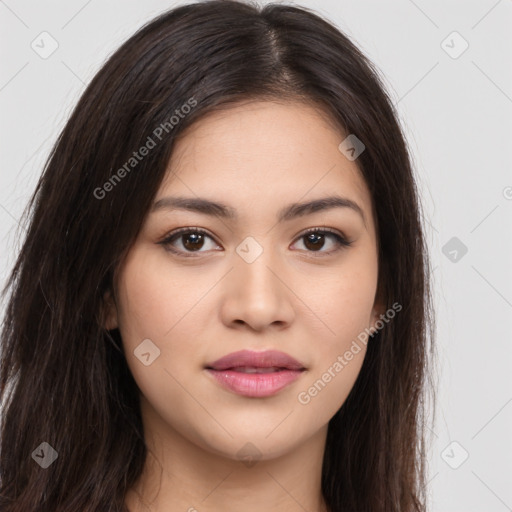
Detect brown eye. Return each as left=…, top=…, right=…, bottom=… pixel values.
left=292, top=228, right=352, bottom=255
left=303, top=231, right=327, bottom=251
left=159, top=228, right=220, bottom=256
left=159, top=226, right=352, bottom=258
left=180, top=232, right=206, bottom=251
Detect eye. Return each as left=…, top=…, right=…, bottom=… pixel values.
left=291, top=227, right=352, bottom=256
left=159, top=227, right=220, bottom=256
left=158, top=226, right=352, bottom=258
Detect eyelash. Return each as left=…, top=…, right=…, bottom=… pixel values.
left=158, top=226, right=352, bottom=258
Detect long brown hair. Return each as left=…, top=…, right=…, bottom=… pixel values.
left=0, top=1, right=435, bottom=510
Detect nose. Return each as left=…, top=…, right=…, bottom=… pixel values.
left=219, top=245, right=295, bottom=332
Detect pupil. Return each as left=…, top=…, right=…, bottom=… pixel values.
left=305, top=233, right=324, bottom=251
left=183, top=233, right=203, bottom=251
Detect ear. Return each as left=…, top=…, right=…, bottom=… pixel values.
left=369, top=287, right=386, bottom=335
left=101, top=289, right=119, bottom=331
left=369, top=303, right=385, bottom=332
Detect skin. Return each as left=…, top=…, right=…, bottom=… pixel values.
left=104, top=100, right=384, bottom=512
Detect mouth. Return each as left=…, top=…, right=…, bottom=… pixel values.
left=205, top=349, right=306, bottom=398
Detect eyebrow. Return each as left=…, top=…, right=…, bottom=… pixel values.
left=151, top=194, right=366, bottom=225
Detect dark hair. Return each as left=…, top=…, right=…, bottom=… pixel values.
left=0, top=1, right=435, bottom=510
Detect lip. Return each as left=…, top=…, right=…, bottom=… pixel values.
left=205, top=349, right=306, bottom=398
left=207, top=349, right=305, bottom=371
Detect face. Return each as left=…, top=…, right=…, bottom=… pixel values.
left=105, top=100, right=384, bottom=462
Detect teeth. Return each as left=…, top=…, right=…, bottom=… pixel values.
left=233, top=366, right=283, bottom=374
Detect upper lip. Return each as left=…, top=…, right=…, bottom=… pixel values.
left=206, top=349, right=306, bottom=371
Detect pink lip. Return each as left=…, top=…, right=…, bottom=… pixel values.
left=205, top=350, right=306, bottom=398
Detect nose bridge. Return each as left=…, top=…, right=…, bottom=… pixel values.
left=234, top=234, right=282, bottom=297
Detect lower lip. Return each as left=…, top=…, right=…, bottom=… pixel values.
left=206, top=369, right=304, bottom=397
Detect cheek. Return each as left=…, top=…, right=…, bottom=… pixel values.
left=293, top=255, right=377, bottom=413
left=116, top=248, right=200, bottom=344
left=298, top=252, right=378, bottom=347
left=114, top=249, right=210, bottom=396
left=333, top=273, right=377, bottom=340
left=116, top=263, right=168, bottom=345
left=295, top=277, right=373, bottom=418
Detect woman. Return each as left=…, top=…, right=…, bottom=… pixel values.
left=0, top=1, right=435, bottom=510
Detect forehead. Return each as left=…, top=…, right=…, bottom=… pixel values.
left=157, top=100, right=374, bottom=229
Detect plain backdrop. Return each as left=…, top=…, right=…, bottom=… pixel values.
left=1, top=1, right=511, bottom=511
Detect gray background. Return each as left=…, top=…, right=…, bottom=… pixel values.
left=1, top=1, right=511, bottom=510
